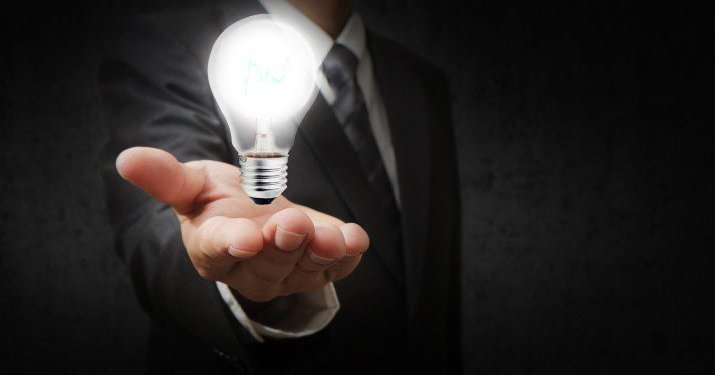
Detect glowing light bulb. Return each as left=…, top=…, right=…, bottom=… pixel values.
left=208, top=15, right=318, bottom=204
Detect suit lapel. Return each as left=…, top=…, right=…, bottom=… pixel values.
left=299, top=95, right=406, bottom=287
left=368, top=33, right=432, bottom=317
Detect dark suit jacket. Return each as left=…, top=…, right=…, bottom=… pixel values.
left=98, top=1, right=461, bottom=374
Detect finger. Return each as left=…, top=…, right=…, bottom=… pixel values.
left=265, top=208, right=315, bottom=252
left=294, top=224, right=346, bottom=273
left=224, top=208, right=313, bottom=301
left=339, top=223, right=369, bottom=256
left=284, top=224, right=347, bottom=293
left=116, top=147, right=206, bottom=214
left=188, top=216, right=263, bottom=280
left=320, top=224, right=367, bottom=280
left=249, top=208, right=312, bottom=277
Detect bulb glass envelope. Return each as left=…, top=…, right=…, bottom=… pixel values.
left=208, top=15, right=319, bottom=156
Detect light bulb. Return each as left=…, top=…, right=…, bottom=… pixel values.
left=208, top=15, right=318, bottom=204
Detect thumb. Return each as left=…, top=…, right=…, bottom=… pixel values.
left=116, top=147, right=206, bottom=214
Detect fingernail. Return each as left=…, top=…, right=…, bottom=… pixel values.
left=228, top=246, right=254, bottom=259
left=308, top=250, right=335, bottom=265
left=275, top=226, right=307, bottom=251
left=115, top=151, right=129, bottom=178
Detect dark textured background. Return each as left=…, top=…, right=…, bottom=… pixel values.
left=1, top=0, right=712, bottom=373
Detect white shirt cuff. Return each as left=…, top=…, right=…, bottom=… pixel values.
left=216, top=282, right=340, bottom=342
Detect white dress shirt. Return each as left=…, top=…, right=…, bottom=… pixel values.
left=217, top=0, right=400, bottom=342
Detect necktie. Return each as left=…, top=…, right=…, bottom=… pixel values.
left=322, top=43, right=404, bottom=274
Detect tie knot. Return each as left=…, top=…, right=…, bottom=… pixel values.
left=322, top=43, right=358, bottom=91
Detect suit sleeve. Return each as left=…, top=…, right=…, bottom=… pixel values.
left=97, top=16, right=255, bottom=361
left=97, top=16, right=333, bottom=371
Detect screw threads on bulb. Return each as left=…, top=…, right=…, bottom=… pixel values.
left=239, top=154, right=288, bottom=205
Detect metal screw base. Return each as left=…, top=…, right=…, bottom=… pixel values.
left=238, top=154, right=288, bottom=205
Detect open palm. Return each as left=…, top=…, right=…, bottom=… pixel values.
left=116, top=147, right=369, bottom=302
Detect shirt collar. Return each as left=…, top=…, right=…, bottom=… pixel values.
left=258, top=0, right=366, bottom=69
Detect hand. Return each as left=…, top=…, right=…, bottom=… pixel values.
left=115, top=147, right=369, bottom=302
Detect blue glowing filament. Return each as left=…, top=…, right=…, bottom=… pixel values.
left=244, top=58, right=291, bottom=96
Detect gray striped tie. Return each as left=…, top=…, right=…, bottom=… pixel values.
left=322, top=43, right=404, bottom=270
